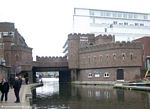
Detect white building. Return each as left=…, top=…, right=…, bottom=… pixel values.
left=73, top=8, right=150, bottom=41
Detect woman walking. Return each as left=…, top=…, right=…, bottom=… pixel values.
left=0, top=78, right=9, bottom=102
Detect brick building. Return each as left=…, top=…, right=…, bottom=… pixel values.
left=0, top=22, right=33, bottom=80
left=134, top=36, right=150, bottom=70
left=64, top=33, right=143, bottom=83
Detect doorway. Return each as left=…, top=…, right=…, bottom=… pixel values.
left=116, top=69, right=124, bottom=80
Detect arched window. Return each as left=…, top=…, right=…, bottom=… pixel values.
left=122, top=53, right=125, bottom=60
left=130, top=53, right=133, bottom=60
left=16, top=55, right=19, bottom=61
left=113, top=53, right=116, bottom=60
left=93, top=56, right=97, bottom=65
left=106, top=54, right=109, bottom=59
left=99, top=55, right=103, bottom=62
left=88, top=57, right=90, bottom=64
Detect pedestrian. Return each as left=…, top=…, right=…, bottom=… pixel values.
left=18, top=76, right=22, bottom=86
left=25, top=77, right=29, bottom=84
left=13, top=76, right=21, bottom=103
left=0, top=78, right=9, bottom=102
left=9, top=76, right=15, bottom=89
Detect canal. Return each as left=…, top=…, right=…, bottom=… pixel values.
left=31, top=78, right=150, bottom=109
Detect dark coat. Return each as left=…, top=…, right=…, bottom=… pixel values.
left=0, top=82, right=9, bottom=93
left=13, top=79, right=21, bottom=91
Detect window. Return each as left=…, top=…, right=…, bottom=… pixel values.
left=99, top=55, right=103, bottom=62
left=110, top=24, right=113, bottom=28
left=117, top=12, right=122, bottom=18
left=0, top=43, right=3, bottom=49
left=105, top=28, right=107, bottom=32
left=128, top=14, right=133, bottom=19
left=106, top=12, right=111, bottom=16
left=106, top=54, right=109, bottom=58
left=88, top=73, right=93, bottom=78
left=81, top=57, right=86, bottom=65
left=16, top=55, right=19, bottom=61
left=95, top=73, right=100, bottom=77
left=134, top=14, right=138, bottom=19
left=113, top=53, right=116, bottom=60
left=122, top=53, right=125, bottom=60
left=140, top=23, right=144, bottom=26
left=124, top=22, right=128, bottom=25
left=94, top=56, right=97, bottom=64
left=135, top=23, right=139, bottom=26
left=88, top=57, right=90, bottom=64
left=90, top=11, right=94, bottom=16
left=119, top=23, right=123, bottom=25
left=100, top=11, right=104, bottom=16
left=113, top=13, right=117, bottom=18
left=104, top=72, right=110, bottom=77
left=123, top=13, right=127, bottom=18
left=130, top=53, right=133, bottom=60
left=113, top=21, right=117, bottom=25
left=144, top=15, right=148, bottom=20
left=2, top=32, right=8, bottom=36
left=94, top=11, right=100, bottom=16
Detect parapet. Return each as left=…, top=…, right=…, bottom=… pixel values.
left=36, top=56, right=67, bottom=62
left=95, top=34, right=115, bottom=44
left=0, top=22, right=15, bottom=32
left=67, top=33, right=115, bottom=45
left=95, top=34, right=114, bottom=39
left=68, top=33, right=95, bottom=40
left=80, top=41, right=143, bottom=53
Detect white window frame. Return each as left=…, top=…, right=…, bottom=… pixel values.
left=94, top=72, right=100, bottom=78
left=88, top=73, right=93, bottom=78
left=104, top=72, right=110, bottom=78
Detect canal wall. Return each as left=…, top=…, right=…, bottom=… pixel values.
left=114, top=82, right=150, bottom=92
left=72, top=81, right=117, bottom=85
left=22, top=83, right=43, bottom=108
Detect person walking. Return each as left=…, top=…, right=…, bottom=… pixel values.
left=9, top=76, right=15, bottom=89
left=13, top=76, right=22, bottom=103
left=18, top=76, right=22, bottom=86
left=0, top=78, right=9, bottom=102
left=24, top=74, right=29, bottom=85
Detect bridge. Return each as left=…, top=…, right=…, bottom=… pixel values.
left=31, top=56, right=71, bottom=83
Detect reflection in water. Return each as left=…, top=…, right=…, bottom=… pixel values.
left=36, top=78, right=59, bottom=97
left=116, top=89, right=124, bottom=102
left=32, top=79, right=150, bottom=109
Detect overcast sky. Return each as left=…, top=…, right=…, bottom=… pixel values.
left=0, top=0, right=150, bottom=60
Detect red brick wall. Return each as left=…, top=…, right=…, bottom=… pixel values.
left=78, top=67, right=141, bottom=81
left=134, top=36, right=150, bottom=56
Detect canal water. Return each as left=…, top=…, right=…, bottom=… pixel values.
left=32, top=78, right=150, bottom=109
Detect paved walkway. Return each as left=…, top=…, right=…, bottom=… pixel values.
left=0, top=84, right=32, bottom=109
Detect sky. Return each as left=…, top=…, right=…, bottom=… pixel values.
left=0, top=0, right=150, bottom=60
